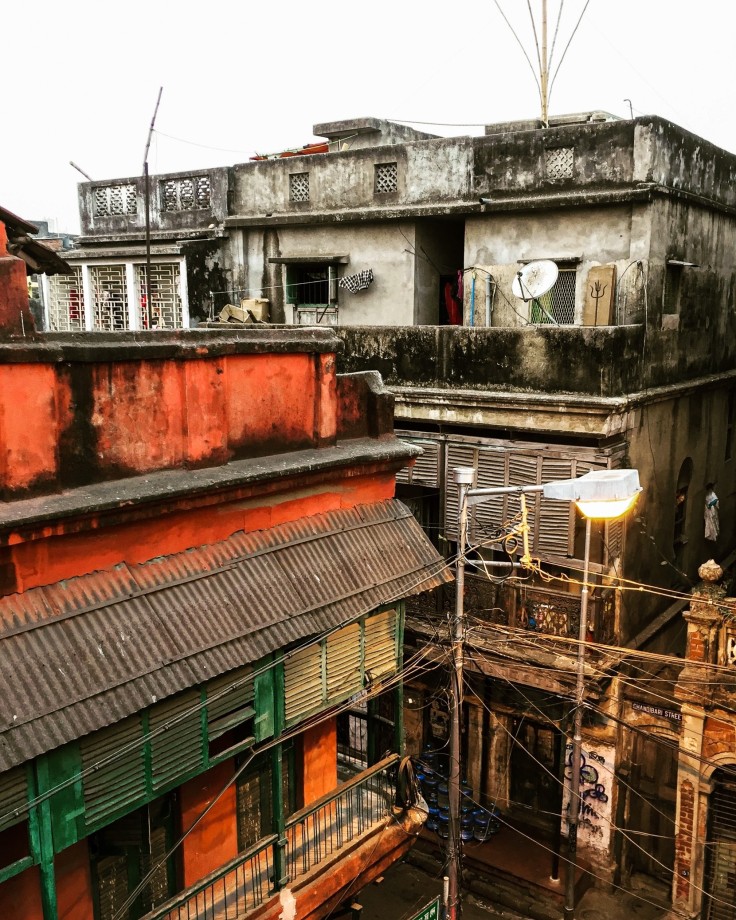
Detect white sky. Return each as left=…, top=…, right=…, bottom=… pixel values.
left=3, top=0, right=735, bottom=233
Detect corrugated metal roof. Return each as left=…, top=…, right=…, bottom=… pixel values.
left=0, top=499, right=451, bottom=771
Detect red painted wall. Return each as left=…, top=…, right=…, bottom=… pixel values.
left=179, top=760, right=238, bottom=888
left=4, top=471, right=397, bottom=597
left=0, top=350, right=336, bottom=499
left=56, top=840, right=94, bottom=920
left=301, top=718, right=338, bottom=806
left=0, top=221, right=35, bottom=338
left=0, top=865, right=43, bottom=920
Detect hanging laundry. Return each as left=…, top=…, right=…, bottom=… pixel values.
left=704, top=485, right=720, bottom=541
left=338, top=269, right=374, bottom=294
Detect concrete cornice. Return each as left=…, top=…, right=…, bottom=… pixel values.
left=0, top=437, right=418, bottom=537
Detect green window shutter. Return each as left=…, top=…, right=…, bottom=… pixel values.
left=254, top=666, right=275, bottom=742
left=41, top=745, right=85, bottom=852
left=206, top=667, right=255, bottom=742
left=326, top=622, right=362, bottom=704
left=0, top=766, right=28, bottom=832
left=364, top=609, right=398, bottom=681
left=81, top=715, right=146, bottom=832
left=283, top=643, right=323, bottom=725
left=150, top=691, right=203, bottom=792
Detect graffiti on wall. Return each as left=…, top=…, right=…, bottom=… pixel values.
left=561, top=741, right=614, bottom=851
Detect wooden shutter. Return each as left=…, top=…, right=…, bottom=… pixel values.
left=150, top=691, right=203, bottom=792
left=326, top=622, right=362, bottom=703
left=475, top=449, right=506, bottom=540
left=445, top=442, right=477, bottom=540
left=206, top=667, right=255, bottom=743
left=538, top=457, right=575, bottom=556
left=237, top=759, right=273, bottom=851
left=364, top=609, right=398, bottom=681
left=81, top=716, right=146, bottom=832
left=284, top=643, right=323, bottom=724
left=141, top=824, right=170, bottom=910
left=0, top=766, right=27, bottom=831
left=397, top=437, right=440, bottom=487
left=508, top=454, right=539, bottom=546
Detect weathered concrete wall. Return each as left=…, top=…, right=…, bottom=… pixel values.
left=78, top=167, right=229, bottom=237
left=335, top=324, right=647, bottom=396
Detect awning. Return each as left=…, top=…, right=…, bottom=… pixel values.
left=0, top=500, right=451, bottom=771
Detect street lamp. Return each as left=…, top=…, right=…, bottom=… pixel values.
left=447, top=468, right=641, bottom=920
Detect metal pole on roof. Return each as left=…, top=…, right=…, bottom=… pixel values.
left=143, top=87, right=163, bottom=330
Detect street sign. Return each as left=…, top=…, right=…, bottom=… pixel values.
left=407, top=896, right=441, bottom=920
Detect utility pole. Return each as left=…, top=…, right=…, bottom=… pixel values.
left=143, top=86, right=163, bottom=330
left=447, top=467, right=472, bottom=920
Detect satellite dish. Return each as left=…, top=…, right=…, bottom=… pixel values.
left=512, top=260, right=559, bottom=301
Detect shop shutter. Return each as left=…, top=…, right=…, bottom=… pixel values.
left=364, top=609, right=398, bottom=681
left=284, top=643, right=324, bottom=724
left=0, top=765, right=27, bottom=831
left=206, top=666, right=255, bottom=742
left=539, top=457, right=576, bottom=556
left=81, top=716, right=146, bottom=832
left=326, top=622, right=362, bottom=703
left=150, top=690, right=203, bottom=792
left=445, top=442, right=477, bottom=540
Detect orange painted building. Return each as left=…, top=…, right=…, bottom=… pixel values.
left=0, top=226, right=449, bottom=920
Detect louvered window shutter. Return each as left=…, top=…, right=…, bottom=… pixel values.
left=445, top=443, right=477, bottom=540
left=398, top=438, right=440, bottom=487
left=475, top=449, right=506, bottom=540
left=206, top=667, right=255, bottom=743
left=150, top=690, right=203, bottom=792
left=0, top=766, right=27, bottom=832
left=284, top=643, right=324, bottom=725
left=81, top=716, right=146, bottom=832
left=508, top=454, right=540, bottom=545
left=539, top=457, right=576, bottom=556
left=364, top=609, right=398, bottom=681
left=326, top=623, right=362, bottom=704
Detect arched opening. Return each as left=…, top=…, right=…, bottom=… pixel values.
left=704, top=766, right=736, bottom=919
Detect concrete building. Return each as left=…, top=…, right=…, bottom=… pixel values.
left=47, top=113, right=736, bottom=906
left=0, top=215, right=450, bottom=920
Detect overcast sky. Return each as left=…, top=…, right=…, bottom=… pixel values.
left=4, top=0, right=735, bottom=233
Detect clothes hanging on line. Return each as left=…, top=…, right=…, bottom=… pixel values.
left=338, top=269, right=374, bottom=293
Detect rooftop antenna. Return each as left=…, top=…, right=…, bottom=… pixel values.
left=69, top=161, right=93, bottom=181
left=143, top=86, right=163, bottom=330
left=492, top=0, right=590, bottom=126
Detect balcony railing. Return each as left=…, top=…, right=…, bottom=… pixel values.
left=143, top=754, right=399, bottom=920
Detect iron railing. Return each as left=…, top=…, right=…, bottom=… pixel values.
left=142, top=754, right=399, bottom=920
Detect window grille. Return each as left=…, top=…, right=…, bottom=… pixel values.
left=91, top=265, right=129, bottom=331
left=289, top=172, right=310, bottom=202
left=47, top=268, right=85, bottom=331
left=530, top=268, right=577, bottom=325
left=545, top=147, right=574, bottom=180
left=94, top=185, right=137, bottom=217
left=135, top=263, right=182, bottom=329
left=161, top=175, right=211, bottom=211
left=374, top=162, right=398, bottom=194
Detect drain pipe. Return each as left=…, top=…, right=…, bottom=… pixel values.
left=485, top=275, right=493, bottom=327
left=469, top=271, right=476, bottom=326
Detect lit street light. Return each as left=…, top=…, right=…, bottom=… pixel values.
left=447, top=468, right=641, bottom=920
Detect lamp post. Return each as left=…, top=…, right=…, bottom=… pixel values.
left=448, top=468, right=641, bottom=920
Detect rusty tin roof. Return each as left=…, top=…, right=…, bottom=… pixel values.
left=0, top=500, right=451, bottom=771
